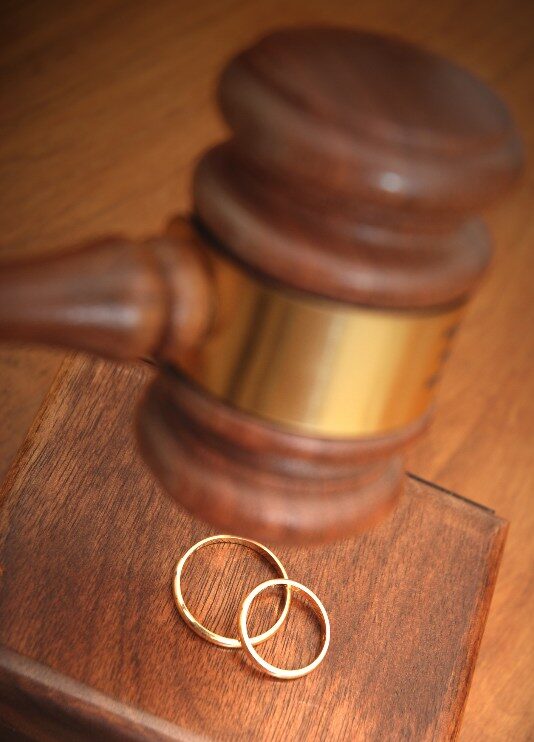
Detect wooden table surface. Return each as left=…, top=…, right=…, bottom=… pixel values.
left=0, top=1, right=532, bottom=739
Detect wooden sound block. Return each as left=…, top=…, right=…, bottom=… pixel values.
left=0, top=357, right=507, bottom=741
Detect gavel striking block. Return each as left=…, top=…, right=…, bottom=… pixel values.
left=0, top=28, right=522, bottom=542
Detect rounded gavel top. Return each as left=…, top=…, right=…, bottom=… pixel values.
left=193, top=28, right=523, bottom=308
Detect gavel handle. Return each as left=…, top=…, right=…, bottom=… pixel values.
left=0, top=229, right=212, bottom=363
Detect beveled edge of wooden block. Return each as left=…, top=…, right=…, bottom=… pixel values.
left=404, top=474, right=508, bottom=740
left=407, top=472, right=499, bottom=514
left=0, top=645, right=198, bottom=742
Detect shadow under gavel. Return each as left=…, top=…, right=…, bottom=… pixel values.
left=0, top=28, right=522, bottom=543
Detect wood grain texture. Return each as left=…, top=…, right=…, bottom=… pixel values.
left=0, top=0, right=232, bottom=482
left=0, top=0, right=532, bottom=738
left=0, top=345, right=61, bottom=483
left=406, top=111, right=534, bottom=740
left=0, top=646, right=191, bottom=742
left=0, top=355, right=507, bottom=741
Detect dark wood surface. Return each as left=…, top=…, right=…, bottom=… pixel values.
left=0, top=646, right=187, bottom=742
left=0, top=355, right=507, bottom=740
left=1, top=1, right=532, bottom=739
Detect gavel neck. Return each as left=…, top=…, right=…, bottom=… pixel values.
left=0, top=224, right=212, bottom=363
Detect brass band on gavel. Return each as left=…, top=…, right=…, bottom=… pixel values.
left=178, top=245, right=463, bottom=438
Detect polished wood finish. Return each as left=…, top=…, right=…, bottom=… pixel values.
left=0, top=1, right=532, bottom=738
left=0, top=27, right=523, bottom=542
left=219, top=28, right=520, bottom=217
left=407, top=170, right=534, bottom=738
left=138, top=366, right=432, bottom=542
left=0, top=235, right=212, bottom=362
left=0, top=355, right=507, bottom=740
left=0, top=647, right=183, bottom=742
left=0, top=346, right=61, bottom=483
left=197, top=28, right=521, bottom=307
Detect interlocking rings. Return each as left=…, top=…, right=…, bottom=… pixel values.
left=173, top=535, right=330, bottom=679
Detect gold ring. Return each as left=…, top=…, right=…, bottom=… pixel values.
left=173, top=535, right=291, bottom=648
left=238, top=578, right=330, bottom=679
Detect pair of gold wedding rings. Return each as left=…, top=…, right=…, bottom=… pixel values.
left=173, top=535, right=330, bottom=680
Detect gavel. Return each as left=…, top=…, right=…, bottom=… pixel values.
left=0, top=28, right=522, bottom=543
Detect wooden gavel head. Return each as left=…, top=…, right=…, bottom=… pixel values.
left=0, top=28, right=522, bottom=543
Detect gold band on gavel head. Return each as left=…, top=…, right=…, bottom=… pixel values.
left=177, top=247, right=464, bottom=439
